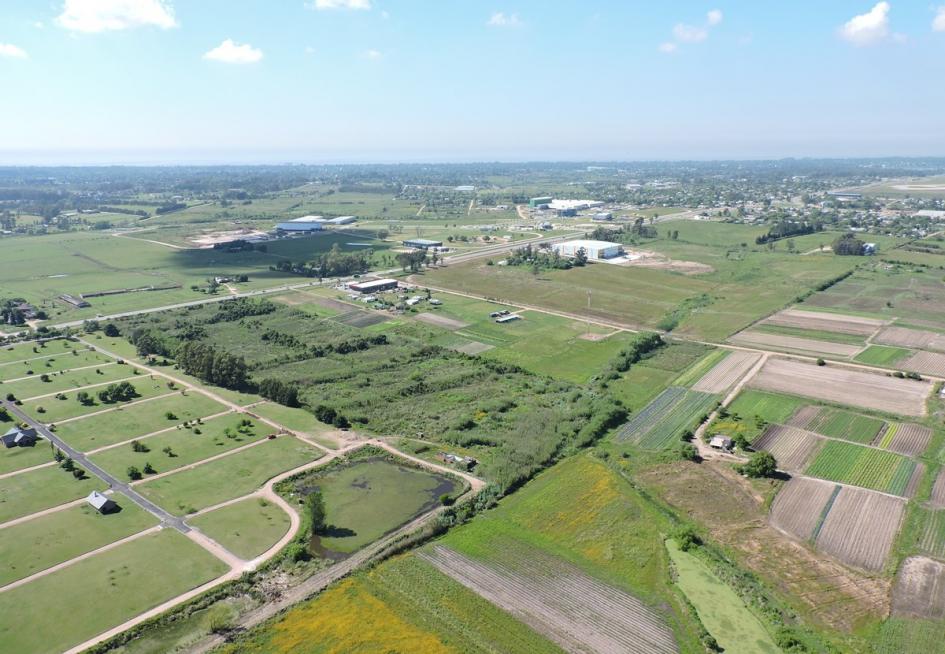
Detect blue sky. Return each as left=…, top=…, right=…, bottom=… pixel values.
left=1, top=1, right=944, bottom=163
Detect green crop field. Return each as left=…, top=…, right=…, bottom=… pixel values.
left=0, top=529, right=228, bottom=654
left=0, top=465, right=103, bottom=524
left=855, top=345, right=912, bottom=367
left=137, top=436, right=322, bottom=515
left=89, top=413, right=264, bottom=480
left=805, top=440, right=916, bottom=496
left=915, top=508, right=945, bottom=559
left=804, top=408, right=885, bottom=444
left=666, top=539, right=779, bottom=654
left=616, top=387, right=717, bottom=449
left=189, top=497, right=291, bottom=560
left=54, top=392, right=226, bottom=451
left=0, top=496, right=157, bottom=587
left=752, top=323, right=867, bottom=346
left=716, top=390, right=807, bottom=443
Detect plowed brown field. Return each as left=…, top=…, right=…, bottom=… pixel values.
left=814, top=486, right=905, bottom=571
left=769, top=477, right=837, bottom=540
left=692, top=351, right=762, bottom=393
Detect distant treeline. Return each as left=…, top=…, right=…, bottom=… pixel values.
left=755, top=220, right=823, bottom=244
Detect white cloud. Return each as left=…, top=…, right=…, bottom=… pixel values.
left=672, top=23, right=708, bottom=43
left=658, top=42, right=678, bottom=54
left=57, top=0, right=177, bottom=33
left=308, top=0, right=371, bottom=9
left=203, top=39, right=263, bottom=64
left=0, top=43, right=28, bottom=59
left=33, top=21, right=45, bottom=29
left=934, top=6, right=945, bottom=32
left=707, top=9, right=723, bottom=26
left=488, top=12, right=523, bottom=28
left=363, top=48, right=382, bottom=60
left=838, top=2, right=891, bottom=46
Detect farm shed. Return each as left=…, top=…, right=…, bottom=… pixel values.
left=86, top=491, right=118, bottom=514
left=709, top=436, right=733, bottom=451
left=1, top=426, right=38, bottom=448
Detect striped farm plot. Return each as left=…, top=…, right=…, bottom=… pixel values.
left=902, top=350, right=945, bottom=377
left=753, top=425, right=823, bottom=471
left=805, top=440, right=917, bottom=497
left=787, top=406, right=885, bottom=445
left=750, top=358, right=933, bottom=417
left=931, top=470, right=945, bottom=509
left=729, top=330, right=863, bottom=358
left=763, top=309, right=885, bottom=336
left=615, top=387, right=717, bottom=449
left=768, top=476, right=839, bottom=541
left=814, top=486, right=905, bottom=571
left=917, top=509, right=945, bottom=560
left=876, top=325, right=945, bottom=352
left=420, top=545, right=679, bottom=654
left=691, top=350, right=761, bottom=394
left=892, top=556, right=945, bottom=620
left=879, top=423, right=933, bottom=457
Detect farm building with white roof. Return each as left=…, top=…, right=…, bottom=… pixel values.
left=553, top=239, right=623, bottom=261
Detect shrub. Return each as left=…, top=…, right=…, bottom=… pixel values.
left=673, top=525, right=701, bottom=551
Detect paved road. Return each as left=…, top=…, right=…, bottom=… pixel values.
left=2, top=399, right=190, bottom=533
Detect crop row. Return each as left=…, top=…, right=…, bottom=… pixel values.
left=617, top=387, right=717, bottom=450
left=805, top=440, right=915, bottom=496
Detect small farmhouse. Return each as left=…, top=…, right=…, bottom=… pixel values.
left=86, top=491, right=118, bottom=514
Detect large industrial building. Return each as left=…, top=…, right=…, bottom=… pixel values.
left=402, top=238, right=443, bottom=250
left=276, top=216, right=325, bottom=232
left=348, top=278, right=399, bottom=294
left=553, top=239, right=623, bottom=260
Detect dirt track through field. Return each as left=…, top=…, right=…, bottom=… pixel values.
left=769, top=477, right=837, bottom=540
left=892, top=556, right=945, bottom=619
left=750, top=358, right=933, bottom=417
left=763, top=309, right=885, bottom=336
left=753, top=425, right=823, bottom=471
left=875, top=326, right=945, bottom=352
left=730, top=331, right=862, bottom=357
left=691, top=350, right=761, bottom=393
left=420, top=545, right=678, bottom=654
left=814, top=486, right=905, bottom=571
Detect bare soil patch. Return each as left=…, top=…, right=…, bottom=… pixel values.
left=621, top=249, right=714, bottom=275
left=692, top=351, right=761, bottom=393
left=887, top=423, right=932, bottom=457
left=730, top=331, right=862, bottom=357
left=413, top=312, right=469, bottom=330
left=814, top=486, right=905, bottom=572
left=420, top=545, right=678, bottom=654
left=750, top=358, right=933, bottom=417
left=753, top=425, right=823, bottom=471
left=452, top=341, right=495, bottom=355
left=764, top=309, right=885, bottom=336
left=190, top=229, right=269, bottom=247
left=786, top=405, right=821, bottom=430
left=902, top=351, right=945, bottom=377
left=334, top=310, right=390, bottom=328
left=892, top=556, right=945, bottom=619
left=578, top=331, right=613, bottom=342
left=875, top=326, right=945, bottom=352
left=769, top=476, right=837, bottom=540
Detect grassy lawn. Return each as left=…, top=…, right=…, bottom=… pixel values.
left=287, top=457, right=459, bottom=556
left=0, top=494, right=157, bottom=587
left=0, top=465, right=103, bottom=524
left=855, top=345, right=912, bottom=367
left=0, top=441, right=54, bottom=475
left=665, top=539, right=779, bottom=654
left=3, top=363, right=132, bottom=400
left=250, top=402, right=338, bottom=447
left=89, top=413, right=263, bottom=480
left=189, top=497, right=290, bottom=560
left=0, top=346, right=113, bottom=382
left=138, top=436, right=322, bottom=515
left=54, top=392, right=227, bottom=452
left=0, top=529, right=229, bottom=654
left=21, top=374, right=177, bottom=424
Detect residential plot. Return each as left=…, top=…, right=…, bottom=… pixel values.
left=189, top=497, right=290, bottom=561
left=615, top=386, right=717, bottom=449
left=729, top=330, right=862, bottom=357
left=0, top=465, right=102, bottom=525
left=3, top=364, right=133, bottom=401
left=0, top=347, right=112, bottom=383
left=21, top=376, right=178, bottom=424
left=0, top=441, right=53, bottom=476
left=0, top=529, right=229, bottom=654
left=0, top=495, right=157, bottom=587
left=805, top=440, right=917, bottom=497
left=814, top=486, right=905, bottom=571
left=902, top=351, right=945, bottom=377
left=750, top=358, right=933, bottom=417
left=753, top=425, right=823, bottom=471
left=768, top=476, right=838, bottom=541
left=137, top=436, right=322, bottom=515
left=892, top=556, right=945, bottom=620
left=763, top=309, right=885, bottom=336
left=421, top=545, right=679, bottom=654
left=691, top=350, right=761, bottom=393
left=876, top=325, right=945, bottom=352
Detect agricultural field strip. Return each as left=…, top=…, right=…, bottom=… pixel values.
left=875, top=325, right=945, bottom=352
left=753, top=425, right=824, bottom=471
left=691, top=350, right=761, bottom=393
left=83, top=408, right=234, bottom=455
left=804, top=441, right=916, bottom=498
left=768, top=476, right=838, bottom=541
left=763, top=308, right=887, bottom=336
left=51, top=390, right=181, bottom=425
left=902, top=351, right=945, bottom=377
left=420, top=545, right=678, bottom=654
left=814, top=486, right=906, bottom=572
left=730, top=330, right=863, bottom=357
left=2, top=360, right=117, bottom=386
left=931, top=471, right=945, bottom=509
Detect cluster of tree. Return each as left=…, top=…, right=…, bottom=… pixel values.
left=505, top=244, right=577, bottom=270
left=129, top=328, right=174, bottom=358
left=312, top=334, right=388, bottom=357
left=601, top=332, right=664, bottom=377
left=207, top=298, right=277, bottom=324
left=591, top=217, right=657, bottom=243
left=257, top=378, right=300, bottom=407
left=832, top=233, right=868, bottom=256
left=395, top=250, right=429, bottom=273
left=755, top=220, right=822, bottom=244
left=735, top=451, right=777, bottom=478
left=175, top=341, right=248, bottom=390
left=96, top=381, right=138, bottom=404
left=0, top=298, right=41, bottom=325
left=313, top=404, right=351, bottom=429
left=155, top=202, right=187, bottom=214
left=211, top=239, right=267, bottom=253
left=270, top=245, right=372, bottom=279
left=54, top=450, right=86, bottom=480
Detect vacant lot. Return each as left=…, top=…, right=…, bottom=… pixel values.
left=805, top=440, right=917, bottom=497
left=753, top=425, right=823, bottom=471
left=0, top=529, right=228, bottom=654
left=3, top=363, right=132, bottom=401
left=768, top=476, right=838, bottom=541
left=814, top=486, right=905, bottom=571
left=189, top=497, right=290, bottom=561
left=876, top=326, right=945, bottom=352
left=763, top=309, right=885, bottom=336
left=730, top=330, right=862, bottom=357
left=615, top=386, right=717, bottom=449
left=413, top=311, right=468, bottom=330
left=750, top=358, right=932, bottom=417
left=421, top=545, right=679, bottom=654
left=0, top=442, right=53, bottom=476
left=0, top=465, right=102, bottom=525
left=0, top=347, right=113, bottom=383
left=691, top=350, right=760, bottom=393
left=892, top=556, right=945, bottom=619
left=22, top=376, right=176, bottom=424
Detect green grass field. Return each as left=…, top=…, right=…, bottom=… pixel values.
left=717, top=390, right=807, bottom=442
left=138, top=436, right=322, bottom=515
left=0, top=346, right=113, bottom=382
left=0, top=529, right=228, bottom=654
left=3, top=362, right=134, bottom=400
left=805, top=440, right=916, bottom=496
left=855, top=345, right=912, bottom=367
left=189, top=497, right=291, bottom=560
left=0, top=495, right=157, bottom=587
left=89, top=413, right=264, bottom=479
left=21, top=375, right=177, bottom=424
left=54, top=392, right=227, bottom=451
left=0, top=464, right=103, bottom=524
left=0, top=441, right=54, bottom=475
left=804, top=407, right=885, bottom=444
left=666, top=539, right=779, bottom=654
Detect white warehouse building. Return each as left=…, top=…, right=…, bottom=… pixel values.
left=553, top=239, right=623, bottom=260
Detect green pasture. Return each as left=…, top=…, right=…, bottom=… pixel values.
left=0, top=495, right=157, bottom=587
left=137, top=436, right=322, bottom=515
left=0, top=442, right=54, bottom=475
left=0, top=346, right=112, bottom=382
left=3, top=362, right=133, bottom=401
left=0, top=529, right=228, bottom=654
left=21, top=375, right=178, bottom=424
left=0, top=464, right=103, bottom=524
left=0, top=340, right=77, bottom=365
left=805, top=440, right=916, bottom=496
left=804, top=407, right=885, bottom=444
left=189, top=497, right=290, bottom=560
left=855, top=345, right=912, bottom=367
